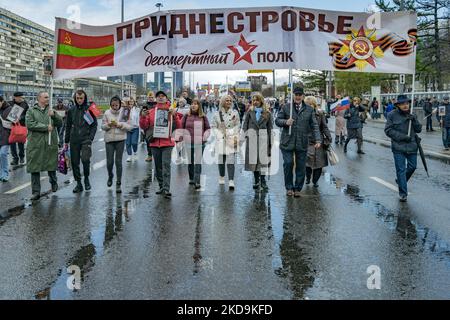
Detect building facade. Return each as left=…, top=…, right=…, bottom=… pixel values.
left=74, top=78, right=136, bottom=105
left=0, top=7, right=73, bottom=102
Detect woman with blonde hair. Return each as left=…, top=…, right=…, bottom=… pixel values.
left=242, top=93, right=273, bottom=191
left=212, top=94, right=240, bottom=190
left=304, top=96, right=332, bottom=187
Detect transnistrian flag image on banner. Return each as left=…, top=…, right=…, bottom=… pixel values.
left=56, top=29, right=115, bottom=69
left=52, top=7, right=417, bottom=80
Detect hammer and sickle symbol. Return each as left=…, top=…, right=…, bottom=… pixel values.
left=355, top=43, right=367, bottom=54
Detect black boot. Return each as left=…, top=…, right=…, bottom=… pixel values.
left=84, top=177, right=91, bottom=191
left=73, top=181, right=84, bottom=193
left=51, top=183, right=58, bottom=193
left=344, top=140, right=349, bottom=153
left=253, top=173, right=260, bottom=190
left=30, top=193, right=40, bottom=201
left=260, top=176, right=268, bottom=191
left=335, top=136, right=339, bottom=144
left=107, top=176, right=113, bottom=187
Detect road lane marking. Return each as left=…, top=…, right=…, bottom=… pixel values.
left=98, top=138, right=104, bottom=142
left=92, top=159, right=107, bottom=170
left=370, top=177, right=399, bottom=192
left=5, top=177, right=47, bottom=194
left=98, top=148, right=105, bottom=152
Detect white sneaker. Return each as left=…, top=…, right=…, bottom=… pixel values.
left=126, top=157, right=132, bottom=162
left=228, top=180, right=235, bottom=190
left=218, top=177, right=225, bottom=185
left=175, top=157, right=183, bottom=165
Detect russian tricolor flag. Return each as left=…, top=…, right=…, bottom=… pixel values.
left=331, top=97, right=351, bottom=112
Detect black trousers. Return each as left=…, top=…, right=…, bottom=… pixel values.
left=106, top=141, right=125, bottom=182
left=426, top=114, right=433, bottom=131
left=31, top=171, right=57, bottom=194
left=218, top=154, right=235, bottom=180
left=306, top=167, right=323, bottom=184
left=186, top=144, right=205, bottom=184
left=11, top=142, right=25, bottom=160
left=70, top=143, right=92, bottom=182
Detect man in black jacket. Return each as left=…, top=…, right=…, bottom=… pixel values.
left=384, top=95, right=422, bottom=202
left=423, top=98, right=434, bottom=132
left=343, top=97, right=366, bottom=154
left=64, top=90, right=97, bottom=193
left=275, top=87, right=321, bottom=197
left=8, top=92, right=29, bottom=165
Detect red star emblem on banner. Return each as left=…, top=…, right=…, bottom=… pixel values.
left=227, top=34, right=258, bottom=65
left=339, top=26, right=384, bottom=70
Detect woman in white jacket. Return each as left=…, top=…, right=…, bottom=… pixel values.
left=102, top=96, right=131, bottom=193
left=212, top=95, right=241, bottom=190
left=124, top=97, right=141, bottom=162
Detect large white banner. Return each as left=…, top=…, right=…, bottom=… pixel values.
left=53, top=6, right=417, bottom=80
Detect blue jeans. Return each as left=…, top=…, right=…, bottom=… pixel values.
left=442, top=127, right=450, bottom=148
left=281, top=149, right=307, bottom=191
left=0, top=145, right=10, bottom=180
left=126, top=128, right=139, bottom=155
left=393, top=152, right=417, bottom=197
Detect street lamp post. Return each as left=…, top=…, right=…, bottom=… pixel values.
left=121, top=0, right=125, bottom=98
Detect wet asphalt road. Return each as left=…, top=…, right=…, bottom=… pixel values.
left=0, top=115, right=450, bottom=300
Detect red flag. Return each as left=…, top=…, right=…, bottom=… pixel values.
left=89, top=102, right=101, bottom=117
left=56, top=29, right=114, bottom=70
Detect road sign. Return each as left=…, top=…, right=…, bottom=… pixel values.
left=248, top=70, right=273, bottom=74
left=235, top=81, right=251, bottom=92
left=399, top=74, right=406, bottom=85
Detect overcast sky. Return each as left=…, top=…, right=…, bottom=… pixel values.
left=0, top=0, right=377, bottom=86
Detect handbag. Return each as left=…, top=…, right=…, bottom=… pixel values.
left=58, top=146, right=68, bottom=175
left=327, top=146, right=339, bottom=166
left=8, top=123, right=27, bottom=144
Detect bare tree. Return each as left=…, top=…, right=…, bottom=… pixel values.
left=376, top=0, right=450, bottom=90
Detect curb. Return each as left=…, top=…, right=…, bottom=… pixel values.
left=330, top=129, right=450, bottom=162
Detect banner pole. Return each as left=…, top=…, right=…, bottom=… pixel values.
left=49, top=76, right=54, bottom=145
left=408, top=73, right=416, bottom=136
left=288, top=68, right=293, bottom=135
left=172, top=71, right=176, bottom=103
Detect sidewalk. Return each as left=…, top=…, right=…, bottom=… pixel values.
left=328, top=118, right=450, bottom=161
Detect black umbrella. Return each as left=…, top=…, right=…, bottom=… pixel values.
left=415, top=134, right=430, bottom=178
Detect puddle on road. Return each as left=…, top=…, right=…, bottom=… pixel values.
left=325, top=172, right=450, bottom=264
left=193, top=205, right=203, bottom=275
left=34, top=173, right=152, bottom=300
left=0, top=190, right=53, bottom=226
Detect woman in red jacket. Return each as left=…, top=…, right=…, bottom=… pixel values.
left=140, top=91, right=181, bottom=198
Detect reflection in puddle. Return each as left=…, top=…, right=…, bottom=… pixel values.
left=34, top=172, right=151, bottom=300
left=325, top=172, right=450, bottom=264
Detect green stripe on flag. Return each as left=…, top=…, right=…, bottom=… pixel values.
left=57, top=44, right=114, bottom=57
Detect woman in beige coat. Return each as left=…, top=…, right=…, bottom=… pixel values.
left=334, top=109, right=347, bottom=145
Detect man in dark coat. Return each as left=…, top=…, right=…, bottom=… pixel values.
left=439, top=96, right=450, bottom=151
left=64, top=90, right=98, bottom=193
left=343, top=97, right=366, bottom=154
left=8, top=92, right=29, bottom=165
left=384, top=94, right=422, bottom=202
left=423, top=98, right=434, bottom=132
left=275, top=87, right=321, bottom=197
